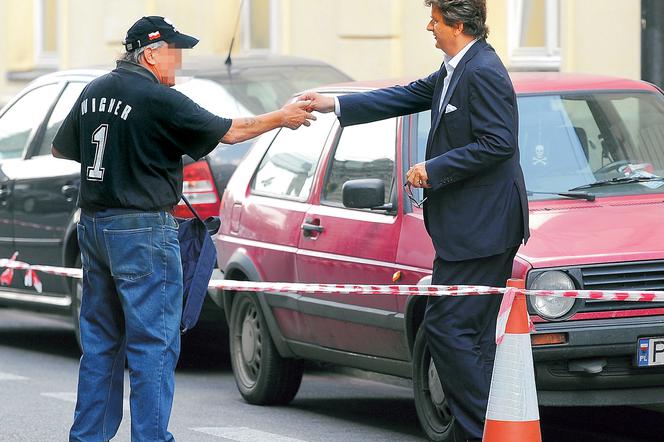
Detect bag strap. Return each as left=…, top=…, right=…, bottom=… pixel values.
left=180, top=195, right=205, bottom=224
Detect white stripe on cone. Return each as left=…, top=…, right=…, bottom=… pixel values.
left=486, top=333, right=539, bottom=421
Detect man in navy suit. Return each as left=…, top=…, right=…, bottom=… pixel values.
left=300, top=1, right=529, bottom=440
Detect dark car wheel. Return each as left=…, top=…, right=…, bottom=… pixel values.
left=71, top=257, right=83, bottom=350
left=229, top=291, right=303, bottom=405
left=413, top=325, right=455, bottom=441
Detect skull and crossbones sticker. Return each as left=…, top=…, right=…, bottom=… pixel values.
left=533, top=144, right=547, bottom=166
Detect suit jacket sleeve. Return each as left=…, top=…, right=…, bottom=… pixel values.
left=425, top=66, right=517, bottom=191
left=337, top=71, right=438, bottom=127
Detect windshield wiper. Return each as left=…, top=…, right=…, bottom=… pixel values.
left=569, top=176, right=664, bottom=191
left=527, top=190, right=596, bottom=201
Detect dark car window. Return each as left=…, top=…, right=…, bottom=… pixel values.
left=0, top=83, right=61, bottom=160
left=37, top=81, right=87, bottom=156
left=323, top=118, right=396, bottom=208
left=205, top=66, right=350, bottom=114
left=519, top=92, right=664, bottom=198
left=251, top=112, right=336, bottom=201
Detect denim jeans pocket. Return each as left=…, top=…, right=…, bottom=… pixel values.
left=103, top=227, right=154, bottom=280
left=76, top=223, right=89, bottom=270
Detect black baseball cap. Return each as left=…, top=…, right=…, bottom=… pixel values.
left=123, top=16, right=199, bottom=52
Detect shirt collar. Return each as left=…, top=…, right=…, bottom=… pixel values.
left=443, top=38, right=479, bottom=72
left=116, top=60, right=160, bottom=84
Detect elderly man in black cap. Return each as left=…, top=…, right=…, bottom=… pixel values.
left=53, top=16, right=314, bottom=442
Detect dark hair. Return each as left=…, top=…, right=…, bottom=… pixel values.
left=424, top=0, right=489, bottom=39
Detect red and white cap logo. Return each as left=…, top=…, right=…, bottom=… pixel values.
left=148, top=31, right=161, bottom=41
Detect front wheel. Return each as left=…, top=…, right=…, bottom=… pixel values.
left=413, top=325, right=455, bottom=441
left=229, top=291, right=303, bottom=405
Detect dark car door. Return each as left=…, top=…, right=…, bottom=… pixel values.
left=8, top=81, right=87, bottom=296
left=0, top=81, right=64, bottom=293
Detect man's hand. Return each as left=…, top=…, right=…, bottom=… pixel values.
left=296, top=91, right=335, bottom=113
left=406, top=162, right=431, bottom=188
left=281, top=100, right=317, bottom=129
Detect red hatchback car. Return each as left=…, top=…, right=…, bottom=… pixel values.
left=215, top=73, right=664, bottom=441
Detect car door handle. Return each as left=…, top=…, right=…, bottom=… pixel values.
left=301, top=223, right=324, bottom=233
left=61, top=184, right=78, bottom=201
left=301, top=220, right=324, bottom=238
left=0, top=187, right=11, bottom=200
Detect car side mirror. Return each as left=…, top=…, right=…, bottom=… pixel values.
left=342, top=179, right=385, bottom=209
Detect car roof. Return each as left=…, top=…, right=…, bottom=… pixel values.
left=28, top=54, right=348, bottom=87
left=313, top=72, right=660, bottom=95
left=180, top=54, right=346, bottom=76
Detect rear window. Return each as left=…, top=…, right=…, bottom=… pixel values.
left=251, top=112, right=337, bottom=201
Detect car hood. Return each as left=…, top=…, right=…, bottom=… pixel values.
left=518, top=194, right=664, bottom=268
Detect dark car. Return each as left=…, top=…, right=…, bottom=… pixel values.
left=217, top=74, right=664, bottom=441
left=0, top=54, right=351, bottom=343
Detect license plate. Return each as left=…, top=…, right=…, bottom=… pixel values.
left=637, top=337, right=664, bottom=367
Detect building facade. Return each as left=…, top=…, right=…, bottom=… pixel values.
left=0, top=0, right=642, bottom=105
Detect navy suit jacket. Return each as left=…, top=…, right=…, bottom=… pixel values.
left=338, top=39, right=529, bottom=261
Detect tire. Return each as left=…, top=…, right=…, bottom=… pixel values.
left=229, top=291, right=303, bottom=405
left=413, top=325, right=455, bottom=441
left=71, top=256, right=83, bottom=351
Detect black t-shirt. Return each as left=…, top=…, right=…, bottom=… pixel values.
left=53, top=61, right=232, bottom=211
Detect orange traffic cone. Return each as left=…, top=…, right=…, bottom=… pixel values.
left=483, top=278, right=541, bottom=442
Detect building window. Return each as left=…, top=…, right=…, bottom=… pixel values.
left=34, top=0, right=59, bottom=67
left=242, top=0, right=280, bottom=52
left=508, top=0, right=560, bottom=70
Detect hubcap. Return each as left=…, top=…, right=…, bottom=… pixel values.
left=428, top=360, right=445, bottom=407
left=241, top=315, right=257, bottom=363
left=75, top=281, right=83, bottom=319
left=233, top=300, right=263, bottom=387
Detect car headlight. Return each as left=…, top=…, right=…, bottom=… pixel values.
left=528, top=270, right=576, bottom=320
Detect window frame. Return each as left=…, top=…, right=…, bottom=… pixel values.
left=242, top=0, right=281, bottom=53
left=33, top=0, right=59, bottom=69
left=508, top=0, right=561, bottom=71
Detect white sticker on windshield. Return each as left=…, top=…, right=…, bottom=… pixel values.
left=532, top=144, right=547, bottom=166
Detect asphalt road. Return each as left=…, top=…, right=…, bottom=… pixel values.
left=1, top=307, right=663, bottom=442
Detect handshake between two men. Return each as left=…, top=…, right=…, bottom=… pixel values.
left=290, top=91, right=431, bottom=190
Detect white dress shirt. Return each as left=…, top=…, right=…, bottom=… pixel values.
left=439, top=39, right=478, bottom=111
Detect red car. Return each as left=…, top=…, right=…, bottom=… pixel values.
left=215, top=73, right=664, bottom=441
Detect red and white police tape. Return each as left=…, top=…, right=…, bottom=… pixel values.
left=2, top=256, right=664, bottom=344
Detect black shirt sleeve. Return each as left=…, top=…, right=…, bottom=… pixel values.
left=167, top=91, right=232, bottom=161
left=52, top=98, right=81, bottom=162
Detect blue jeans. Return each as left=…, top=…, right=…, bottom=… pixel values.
left=70, top=209, right=182, bottom=442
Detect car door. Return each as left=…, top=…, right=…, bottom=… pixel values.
left=0, top=81, right=64, bottom=292
left=295, top=117, right=409, bottom=360
left=9, top=81, right=86, bottom=296
left=229, top=112, right=338, bottom=340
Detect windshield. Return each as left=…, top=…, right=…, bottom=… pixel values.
left=183, top=65, right=350, bottom=116
left=518, top=91, right=664, bottom=199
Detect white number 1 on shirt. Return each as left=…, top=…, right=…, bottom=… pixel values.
left=87, top=124, right=108, bottom=181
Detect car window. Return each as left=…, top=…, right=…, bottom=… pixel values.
left=322, top=118, right=396, bottom=208
left=0, top=83, right=61, bottom=160
left=36, top=81, right=87, bottom=156
left=204, top=66, right=351, bottom=115
left=251, top=112, right=336, bottom=201
left=519, top=92, right=664, bottom=198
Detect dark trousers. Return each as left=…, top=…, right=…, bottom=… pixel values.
left=424, top=247, right=519, bottom=440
